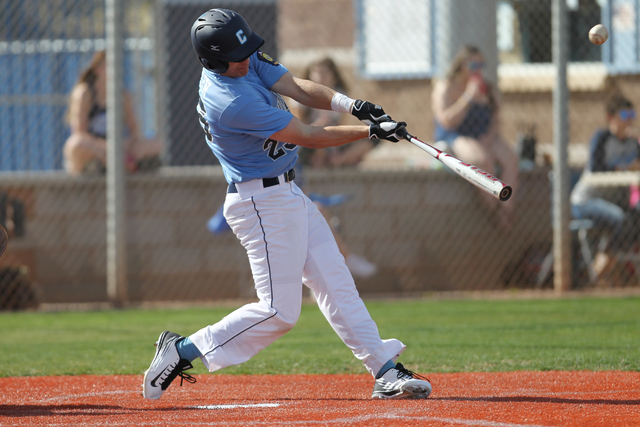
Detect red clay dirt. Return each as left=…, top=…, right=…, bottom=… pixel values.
left=1, top=371, right=639, bottom=426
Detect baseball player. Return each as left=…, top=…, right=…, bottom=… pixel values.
left=143, top=8, right=431, bottom=400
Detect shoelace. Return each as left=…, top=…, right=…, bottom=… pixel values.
left=162, top=360, right=197, bottom=390
left=395, top=363, right=431, bottom=382
left=178, top=371, right=197, bottom=387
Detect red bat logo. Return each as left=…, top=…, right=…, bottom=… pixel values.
left=458, top=161, right=504, bottom=185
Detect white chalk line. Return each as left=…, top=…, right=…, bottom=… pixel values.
left=193, top=403, right=281, bottom=410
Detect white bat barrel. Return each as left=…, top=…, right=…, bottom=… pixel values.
left=443, top=155, right=513, bottom=201
left=399, top=130, right=512, bottom=202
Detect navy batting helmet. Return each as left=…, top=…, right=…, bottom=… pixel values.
left=191, top=9, right=265, bottom=74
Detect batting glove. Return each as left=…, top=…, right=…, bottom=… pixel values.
left=369, top=121, right=407, bottom=143
left=351, top=99, right=391, bottom=125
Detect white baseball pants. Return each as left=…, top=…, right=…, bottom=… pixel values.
left=189, top=176, right=405, bottom=377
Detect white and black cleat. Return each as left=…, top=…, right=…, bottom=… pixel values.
left=371, top=363, right=432, bottom=399
left=142, top=331, right=196, bottom=399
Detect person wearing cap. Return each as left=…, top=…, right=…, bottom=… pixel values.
left=571, top=93, right=640, bottom=284
left=142, top=8, right=431, bottom=401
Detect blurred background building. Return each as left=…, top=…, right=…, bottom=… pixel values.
left=1, top=0, right=639, bottom=309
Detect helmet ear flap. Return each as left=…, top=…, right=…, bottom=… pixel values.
left=199, top=57, right=229, bottom=74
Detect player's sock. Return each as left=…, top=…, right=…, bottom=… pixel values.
left=176, top=337, right=202, bottom=362
left=375, top=359, right=396, bottom=379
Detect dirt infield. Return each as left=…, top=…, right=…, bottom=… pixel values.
left=1, top=371, right=639, bottom=426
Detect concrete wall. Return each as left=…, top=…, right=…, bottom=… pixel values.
left=0, top=167, right=551, bottom=304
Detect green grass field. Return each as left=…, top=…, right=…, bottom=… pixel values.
left=1, top=296, right=638, bottom=377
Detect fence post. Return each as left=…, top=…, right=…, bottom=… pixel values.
left=552, top=0, right=572, bottom=292
left=106, top=0, right=128, bottom=305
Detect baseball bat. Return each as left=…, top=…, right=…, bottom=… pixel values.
left=398, top=129, right=512, bottom=202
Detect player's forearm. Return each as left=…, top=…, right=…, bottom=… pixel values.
left=271, top=115, right=405, bottom=149
left=303, top=125, right=370, bottom=149
left=271, top=120, right=368, bottom=149
left=290, top=78, right=335, bottom=110
left=272, top=73, right=335, bottom=111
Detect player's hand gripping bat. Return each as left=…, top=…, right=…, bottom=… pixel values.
left=398, top=129, right=512, bottom=202
left=0, top=224, right=8, bottom=258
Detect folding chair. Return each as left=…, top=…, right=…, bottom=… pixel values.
left=535, top=218, right=599, bottom=287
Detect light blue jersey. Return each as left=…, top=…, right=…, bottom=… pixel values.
left=197, top=51, right=296, bottom=183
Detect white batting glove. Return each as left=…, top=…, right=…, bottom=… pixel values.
left=369, top=121, right=407, bottom=143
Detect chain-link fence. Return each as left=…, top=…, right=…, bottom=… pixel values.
left=1, top=0, right=639, bottom=310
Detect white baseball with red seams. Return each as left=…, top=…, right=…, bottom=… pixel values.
left=589, top=24, right=608, bottom=45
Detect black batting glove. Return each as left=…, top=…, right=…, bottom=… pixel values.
left=351, top=99, right=391, bottom=125
left=369, top=121, right=407, bottom=143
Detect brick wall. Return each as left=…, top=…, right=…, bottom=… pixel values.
left=277, top=0, right=640, bottom=165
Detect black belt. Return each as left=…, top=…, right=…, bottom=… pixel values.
left=228, top=169, right=295, bottom=193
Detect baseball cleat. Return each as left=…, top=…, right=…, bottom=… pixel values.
left=371, top=363, right=432, bottom=399
left=142, top=331, right=196, bottom=399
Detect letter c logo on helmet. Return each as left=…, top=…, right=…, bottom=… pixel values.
left=190, top=9, right=264, bottom=74
left=236, top=30, right=247, bottom=45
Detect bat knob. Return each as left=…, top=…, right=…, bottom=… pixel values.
left=396, top=127, right=413, bottom=141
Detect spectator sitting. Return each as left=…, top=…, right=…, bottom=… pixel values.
left=63, top=50, right=163, bottom=175
left=570, top=93, right=640, bottom=285
left=431, top=45, right=519, bottom=230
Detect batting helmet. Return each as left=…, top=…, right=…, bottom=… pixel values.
left=191, top=9, right=265, bottom=74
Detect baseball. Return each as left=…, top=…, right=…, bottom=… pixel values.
left=589, top=24, right=608, bottom=45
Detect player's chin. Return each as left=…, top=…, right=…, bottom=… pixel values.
left=229, top=68, right=249, bottom=78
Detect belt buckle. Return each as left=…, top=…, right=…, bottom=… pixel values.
left=285, top=169, right=295, bottom=182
